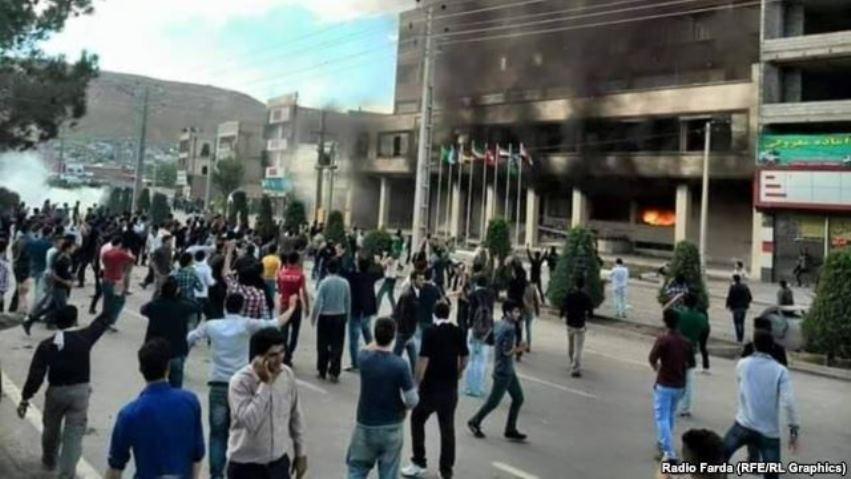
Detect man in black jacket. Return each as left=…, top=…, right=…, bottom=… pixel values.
left=560, top=277, right=594, bottom=378
left=394, top=270, right=424, bottom=372
left=345, top=256, right=384, bottom=371
left=19, top=306, right=110, bottom=478
left=725, top=274, right=753, bottom=343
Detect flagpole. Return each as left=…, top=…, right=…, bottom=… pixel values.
left=515, top=156, right=523, bottom=245
left=445, top=158, right=453, bottom=238
left=504, top=144, right=511, bottom=219
left=435, top=153, right=443, bottom=236
left=465, top=149, right=474, bottom=244
left=480, top=144, right=488, bottom=240
left=493, top=144, right=499, bottom=219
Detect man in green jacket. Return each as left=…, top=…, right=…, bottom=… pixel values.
left=674, top=294, right=708, bottom=418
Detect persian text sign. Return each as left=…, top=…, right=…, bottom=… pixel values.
left=758, top=134, right=851, bottom=166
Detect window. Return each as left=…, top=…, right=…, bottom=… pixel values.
left=269, top=107, right=291, bottom=123
left=355, top=133, right=370, bottom=157
left=200, top=143, right=211, bottom=157
left=683, top=118, right=732, bottom=152
left=378, top=132, right=411, bottom=158
left=201, top=166, right=208, bottom=175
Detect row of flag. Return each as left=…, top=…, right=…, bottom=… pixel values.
left=439, top=142, right=533, bottom=168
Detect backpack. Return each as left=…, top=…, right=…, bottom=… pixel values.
left=470, top=291, right=494, bottom=342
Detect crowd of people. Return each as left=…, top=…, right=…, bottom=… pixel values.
left=1, top=199, right=803, bottom=479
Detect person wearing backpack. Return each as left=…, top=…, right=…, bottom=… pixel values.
left=464, top=275, right=494, bottom=398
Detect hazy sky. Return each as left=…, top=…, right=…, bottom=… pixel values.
left=44, top=0, right=412, bottom=110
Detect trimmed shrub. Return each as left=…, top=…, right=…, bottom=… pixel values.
left=137, top=188, right=151, bottom=213
left=324, top=210, right=346, bottom=245
left=548, top=227, right=605, bottom=308
left=284, top=199, right=307, bottom=233
left=804, top=249, right=851, bottom=360
left=657, top=241, right=709, bottom=311
left=485, top=217, right=511, bottom=262
left=150, top=192, right=171, bottom=225
left=255, top=195, right=275, bottom=241
left=362, top=229, right=393, bottom=259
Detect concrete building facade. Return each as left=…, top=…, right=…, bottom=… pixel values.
left=176, top=127, right=213, bottom=201
left=216, top=120, right=265, bottom=199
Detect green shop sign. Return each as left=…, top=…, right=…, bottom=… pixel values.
left=759, top=134, right=851, bottom=166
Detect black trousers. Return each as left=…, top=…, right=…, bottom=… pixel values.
left=281, top=307, right=302, bottom=365
left=89, top=271, right=103, bottom=314
left=699, top=325, right=710, bottom=370
left=316, top=314, right=346, bottom=378
left=411, top=390, right=458, bottom=477
left=227, top=453, right=290, bottom=479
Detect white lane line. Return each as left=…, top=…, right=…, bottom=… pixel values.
left=295, top=379, right=328, bottom=395
left=492, top=461, right=540, bottom=479
left=516, top=373, right=597, bottom=399
left=584, top=348, right=648, bottom=368
left=0, top=374, right=103, bottom=479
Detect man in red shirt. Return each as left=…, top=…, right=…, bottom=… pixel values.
left=277, top=252, right=310, bottom=365
left=101, top=236, right=135, bottom=331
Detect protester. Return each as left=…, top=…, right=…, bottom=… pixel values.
left=11, top=226, right=32, bottom=313
left=649, top=310, right=694, bottom=462
left=526, top=246, right=546, bottom=304
left=150, top=234, right=175, bottom=295
left=261, top=246, right=281, bottom=298
left=725, top=274, right=752, bottom=343
left=464, top=274, right=494, bottom=397
left=311, top=258, right=351, bottom=382
left=347, top=317, right=418, bottom=479
left=106, top=338, right=205, bottom=479
left=18, top=307, right=109, bottom=479
left=723, top=331, right=800, bottom=479
left=393, top=270, right=424, bottom=373
left=0, top=239, right=10, bottom=312
left=193, top=249, right=217, bottom=320
left=345, top=256, right=383, bottom=371
left=673, top=294, right=709, bottom=418
left=521, top=274, right=541, bottom=353
left=560, top=277, right=593, bottom=377
left=402, top=301, right=468, bottom=479
left=610, top=258, right=630, bottom=318
left=24, top=237, right=76, bottom=333
left=100, top=236, right=135, bottom=331
left=173, top=252, right=203, bottom=305
left=227, top=328, right=308, bottom=479
left=376, top=251, right=399, bottom=312
left=223, top=241, right=271, bottom=320
left=277, top=251, right=310, bottom=365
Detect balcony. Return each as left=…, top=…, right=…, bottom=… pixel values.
left=266, top=138, right=288, bottom=151
left=762, top=100, right=851, bottom=124
left=763, top=31, right=851, bottom=63
left=539, top=151, right=753, bottom=179
left=358, top=157, right=413, bottom=176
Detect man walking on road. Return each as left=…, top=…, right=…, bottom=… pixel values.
left=394, top=270, right=423, bottom=373
left=649, top=310, right=694, bottom=463
left=610, top=258, right=630, bottom=318
left=723, top=331, right=800, bottom=479
left=100, top=236, right=135, bottom=331
left=277, top=252, right=310, bottom=366
left=107, top=338, right=205, bottom=479
left=311, top=258, right=350, bottom=382
left=227, top=328, right=308, bottom=479
left=464, top=274, right=494, bottom=397
left=725, top=274, right=753, bottom=343
left=345, top=256, right=383, bottom=371
left=467, top=300, right=527, bottom=442
left=187, top=293, right=298, bottom=479
left=18, top=306, right=110, bottom=479
left=347, top=317, right=419, bottom=479
left=673, top=294, right=709, bottom=418
left=402, top=301, right=468, bottom=479
left=560, top=277, right=593, bottom=378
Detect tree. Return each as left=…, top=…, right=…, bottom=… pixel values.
left=255, top=195, right=275, bottom=241
left=284, top=199, right=307, bottom=234
left=657, top=241, right=709, bottom=311
left=211, top=158, right=244, bottom=203
left=324, top=210, right=346, bottom=245
left=548, top=227, right=605, bottom=309
left=362, top=229, right=393, bottom=259
left=1, top=1, right=99, bottom=150
left=804, top=249, right=851, bottom=361
left=485, top=217, right=511, bottom=262
left=154, top=161, right=177, bottom=188
left=150, top=192, right=170, bottom=225
left=0, top=187, right=20, bottom=213
left=137, top=188, right=151, bottom=213
left=120, top=187, right=133, bottom=214
left=106, top=187, right=122, bottom=215
left=228, top=191, right=248, bottom=226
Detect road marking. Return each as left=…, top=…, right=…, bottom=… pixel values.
left=516, top=373, right=597, bottom=399
left=492, top=461, right=540, bottom=479
left=295, top=379, right=328, bottom=395
left=585, top=348, right=648, bottom=368
left=0, top=374, right=103, bottom=479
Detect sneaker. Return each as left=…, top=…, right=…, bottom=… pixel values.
left=401, top=463, right=427, bottom=477
left=678, top=411, right=692, bottom=418
left=504, top=430, right=528, bottom=442
left=570, top=371, right=582, bottom=378
left=467, top=420, right=485, bottom=438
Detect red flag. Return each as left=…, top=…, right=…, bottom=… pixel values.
left=485, top=145, right=496, bottom=166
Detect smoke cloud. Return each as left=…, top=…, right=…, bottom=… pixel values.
left=0, top=152, right=107, bottom=208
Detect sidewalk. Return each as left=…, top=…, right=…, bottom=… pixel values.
left=0, top=387, right=56, bottom=479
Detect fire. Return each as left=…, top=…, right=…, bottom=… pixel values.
left=641, top=209, right=676, bottom=227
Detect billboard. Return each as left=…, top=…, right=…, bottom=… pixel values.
left=756, top=169, right=851, bottom=210
left=758, top=134, right=851, bottom=166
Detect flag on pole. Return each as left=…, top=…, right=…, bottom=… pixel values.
left=498, top=146, right=511, bottom=159
left=484, top=145, right=496, bottom=166
left=519, top=143, right=533, bottom=165
left=472, top=141, right=486, bottom=160
left=442, top=145, right=457, bottom=165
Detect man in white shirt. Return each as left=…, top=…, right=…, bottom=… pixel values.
left=192, top=250, right=216, bottom=320
left=610, top=258, right=630, bottom=319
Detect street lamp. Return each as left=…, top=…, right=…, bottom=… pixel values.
left=698, top=117, right=731, bottom=275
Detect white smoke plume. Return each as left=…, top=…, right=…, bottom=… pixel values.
left=0, top=152, right=107, bottom=208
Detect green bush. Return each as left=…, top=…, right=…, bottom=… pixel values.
left=325, top=210, right=346, bottom=245
left=362, top=229, right=393, bottom=259
left=284, top=199, right=307, bottom=233
left=485, top=217, right=511, bottom=261
left=657, top=241, right=709, bottom=311
left=120, top=187, right=133, bottom=214
left=150, top=192, right=171, bottom=225
left=804, top=249, right=851, bottom=360
left=107, top=188, right=122, bottom=215
left=137, top=188, right=151, bottom=213
left=255, top=195, right=275, bottom=241
left=548, top=227, right=605, bottom=308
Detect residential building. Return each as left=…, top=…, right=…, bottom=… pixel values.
left=216, top=120, right=265, bottom=199
left=176, top=127, right=213, bottom=201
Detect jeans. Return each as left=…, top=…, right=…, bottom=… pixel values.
left=723, top=422, right=781, bottom=479
left=376, top=278, right=397, bottom=312
left=469, top=373, right=524, bottom=433
left=732, top=309, right=747, bottom=343
left=42, top=384, right=90, bottom=479
left=29, top=287, right=68, bottom=325
left=393, top=333, right=418, bottom=374
left=678, top=367, right=695, bottom=414
left=411, top=390, right=458, bottom=477
left=523, top=313, right=534, bottom=350
left=567, top=326, right=586, bottom=373
left=613, top=287, right=628, bottom=317
left=346, top=422, right=404, bottom=479
left=348, top=313, right=374, bottom=369
left=653, top=385, right=684, bottom=460
left=168, top=356, right=186, bottom=389
left=316, top=314, right=346, bottom=378
left=465, top=337, right=490, bottom=397
left=264, top=280, right=276, bottom=300
left=228, top=453, right=290, bottom=479
left=209, top=383, right=230, bottom=479
left=699, top=326, right=711, bottom=370
left=102, top=281, right=126, bottom=326
left=281, top=307, right=302, bottom=365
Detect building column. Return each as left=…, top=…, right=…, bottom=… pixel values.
left=571, top=187, right=589, bottom=228
left=377, top=177, right=390, bottom=230
left=344, top=181, right=354, bottom=227
left=450, top=178, right=462, bottom=238
left=525, top=188, right=540, bottom=246
left=485, top=184, right=495, bottom=228
left=750, top=208, right=765, bottom=281
left=675, top=184, right=692, bottom=243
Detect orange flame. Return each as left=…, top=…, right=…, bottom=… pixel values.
left=641, top=209, right=676, bottom=227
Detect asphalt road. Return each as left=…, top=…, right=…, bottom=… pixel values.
left=0, top=266, right=848, bottom=479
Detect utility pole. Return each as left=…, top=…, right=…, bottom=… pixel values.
left=205, top=145, right=216, bottom=212
left=699, top=120, right=712, bottom=274
left=314, top=110, right=327, bottom=223
left=131, top=86, right=150, bottom=213
left=411, top=3, right=434, bottom=251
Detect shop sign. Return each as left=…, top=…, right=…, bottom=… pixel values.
left=759, top=134, right=851, bottom=166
